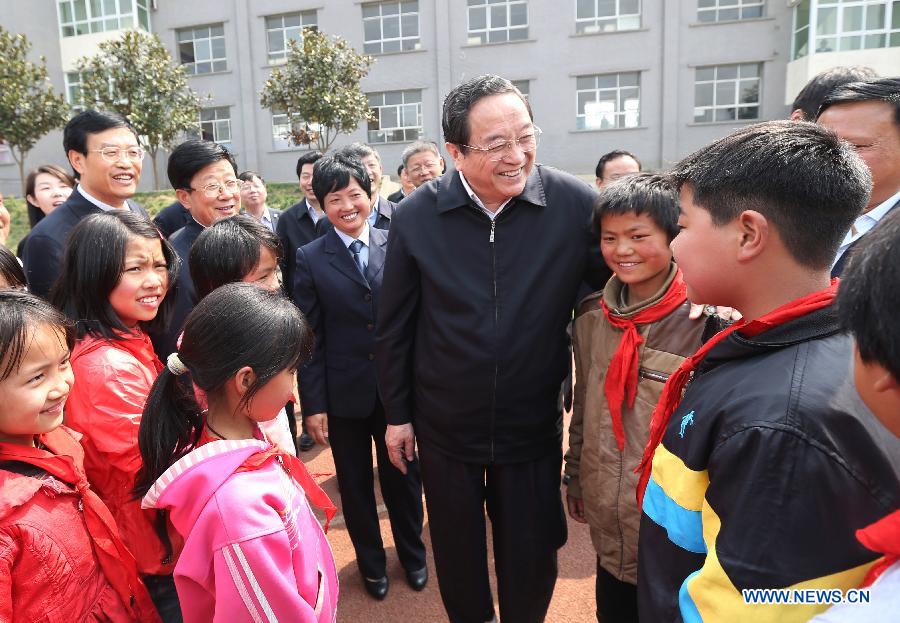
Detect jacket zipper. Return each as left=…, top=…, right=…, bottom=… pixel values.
left=638, top=368, right=670, bottom=383
left=489, top=217, right=498, bottom=463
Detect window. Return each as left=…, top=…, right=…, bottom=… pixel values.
left=57, top=0, right=151, bottom=37
left=576, top=0, right=641, bottom=33
left=792, top=0, right=900, bottom=59
left=65, top=72, right=84, bottom=109
left=363, top=1, right=421, bottom=54
left=265, top=11, right=317, bottom=64
left=178, top=24, right=227, bottom=75
left=693, top=63, right=761, bottom=122
left=512, top=79, right=530, bottom=99
left=271, top=111, right=320, bottom=150
left=697, top=0, right=764, bottom=23
left=367, top=90, right=423, bottom=143
left=575, top=72, right=640, bottom=130
left=0, top=142, right=13, bottom=166
left=467, top=0, right=528, bottom=44
left=199, top=107, right=232, bottom=148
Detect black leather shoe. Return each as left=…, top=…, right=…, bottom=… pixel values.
left=405, top=566, right=428, bottom=591
left=363, top=575, right=389, bottom=600
left=298, top=432, right=315, bottom=451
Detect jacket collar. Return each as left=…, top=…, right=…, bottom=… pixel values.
left=603, top=262, right=679, bottom=316
left=375, top=195, right=393, bottom=220
left=700, top=305, right=841, bottom=371
left=324, top=226, right=370, bottom=289
left=435, top=166, right=548, bottom=214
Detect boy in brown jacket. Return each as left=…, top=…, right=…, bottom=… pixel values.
left=564, top=173, right=705, bottom=622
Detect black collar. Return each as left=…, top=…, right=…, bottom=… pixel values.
left=435, top=167, right=548, bottom=214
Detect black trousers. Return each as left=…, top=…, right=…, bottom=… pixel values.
left=419, top=444, right=567, bottom=623
left=327, top=401, right=426, bottom=579
left=595, top=560, right=638, bottom=623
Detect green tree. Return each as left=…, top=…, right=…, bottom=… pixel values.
left=76, top=30, right=204, bottom=189
left=0, top=27, right=70, bottom=194
left=261, top=29, right=374, bottom=152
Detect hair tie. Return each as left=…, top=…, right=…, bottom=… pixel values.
left=166, top=352, right=188, bottom=376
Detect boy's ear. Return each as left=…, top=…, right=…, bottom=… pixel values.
left=232, top=366, right=256, bottom=397
left=872, top=368, right=900, bottom=393
left=735, top=210, right=769, bottom=262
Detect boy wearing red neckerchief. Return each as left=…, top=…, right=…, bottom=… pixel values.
left=564, top=173, right=706, bottom=623
left=636, top=121, right=900, bottom=622
left=811, top=209, right=900, bottom=621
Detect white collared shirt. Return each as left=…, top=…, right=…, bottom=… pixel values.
left=306, top=199, right=324, bottom=225
left=458, top=172, right=513, bottom=221
left=334, top=221, right=370, bottom=268
left=77, top=184, right=125, bottom=211
left=832, top=188, right=900, bottom=268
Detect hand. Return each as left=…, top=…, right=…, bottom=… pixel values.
left=385, top=423, right=415, bottom=475
left=0, top=204, right=10, bottom=247
left=306, top=412, right=328, bottom=445
left=566, top=494, right=586, bottom=524
left=688, top=303, right=742, bottom=322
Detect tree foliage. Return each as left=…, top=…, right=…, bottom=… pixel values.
left=0, top=26, right=70, bottom=193
left=261, top=29, right=374, bottom=152
left=76, top=30, right=205, bottom=189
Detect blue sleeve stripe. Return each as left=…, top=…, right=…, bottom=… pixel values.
left=679, top=570, right=704, bottom=623
left=643, top=476, right=707, bottom=554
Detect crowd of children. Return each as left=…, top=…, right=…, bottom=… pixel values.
left=1, top=85, right=899, bottom=623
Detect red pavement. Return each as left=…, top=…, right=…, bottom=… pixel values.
left=300, top=409, right=598, bottom=623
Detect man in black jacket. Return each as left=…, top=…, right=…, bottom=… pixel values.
left=21, top=110, right=148, bottom=297
left=375, top=75, right=608, bottom=623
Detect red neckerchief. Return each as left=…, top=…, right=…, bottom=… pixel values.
left=600, top=269, right=687, bottom=451
left=635, top=279, right=840, bottom=507
left=857, top=509, right=900, bottom=587
left=0, top=428, right=160, bottom=622
left=237, top=447, right=338, bottom=533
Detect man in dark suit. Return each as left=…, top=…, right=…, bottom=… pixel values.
left=152, top=200, right=192, bottom=238
left=150, top=140, right=241, bottom=359
left=317, top=143, right=396, bottom=234
left=21, top=110, right=148, bottom=297
left=387, top=164, right=413, bottom=203
left=817, top=77, right=900, bottom=277
left=238, top=170, right=282, bottom=232
left=294, top=155, right=426, bottom=601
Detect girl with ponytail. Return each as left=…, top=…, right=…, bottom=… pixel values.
left=135, top=282, right=338, bottom=623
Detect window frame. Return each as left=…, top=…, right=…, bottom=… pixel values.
left=575, top=0, right=642, bottom=34
left=198, top=106, right=233, bottom=148
left=363, top=1, right=421, bottom=54
left=574, top=71, right=642, bottom=131
left=177, top=23, right=228, bottom=76
left=367, top=89, right=424, bottom=144
left=264, top=11, right=318, bottom=64
left=693, top=62, right=762, bottom=123
left=57, top=0, right=151, bottom=37
left=466, top=0, right=529, bottom=45
left=696, top=0, right=765, bottom=23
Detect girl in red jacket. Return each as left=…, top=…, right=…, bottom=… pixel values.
left=51, top=210, right=183, bottom=621
left=0, top=290, right=159, bottom=622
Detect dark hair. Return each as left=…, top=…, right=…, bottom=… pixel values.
left=837, top=209, right=900, bottom=380
left=0, top=290, right=74, bottom=383
left=50, top=210, right=178, bottom=340
left=134, top=283, right=314, bottom=495
left=238, top=170, right=265, bottom=185
left=0, top=247, right=27, bottom=290
left=595, top=150, right=642, bottom=180
left=670, top=120, right=871, bottom=269
left=791, top=66, right=877, bottom=121
left=295, top=150, right=324, bottom=180
left=64, top=110, right=139, bottom=179
left=312, top=154, right=372, bottom=206
left=190, top=214, right=283, bottom=299
left=167, top=139, right=238, bottom=190
left=25, top=164, right=76, bottom=228
left=592, top=173, right=680, bottom=242
left=817, top=76, right=900, bottom=125
left=397, top=164, right=404, bottom=176
left=442, top=74, right=533, bottom=151
left=337, top=142, right=381, bottom=163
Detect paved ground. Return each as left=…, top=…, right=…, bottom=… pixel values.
left=300, top=409, right=598, bottom=623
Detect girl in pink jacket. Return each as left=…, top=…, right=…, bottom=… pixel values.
left=134, top=282, right=338, bottom=623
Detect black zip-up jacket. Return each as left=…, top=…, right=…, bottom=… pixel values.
left=375, top=166, right=609, bottom=464
left=637, top=306, right=900, bottom=622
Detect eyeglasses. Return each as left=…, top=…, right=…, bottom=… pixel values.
left=408, top=161, right=442, bottom=175
left=90, top=147, right=145, bottom=163
left=190, top=179, right=242, bottom=198
left=459, top=126, right=542, bottom=162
